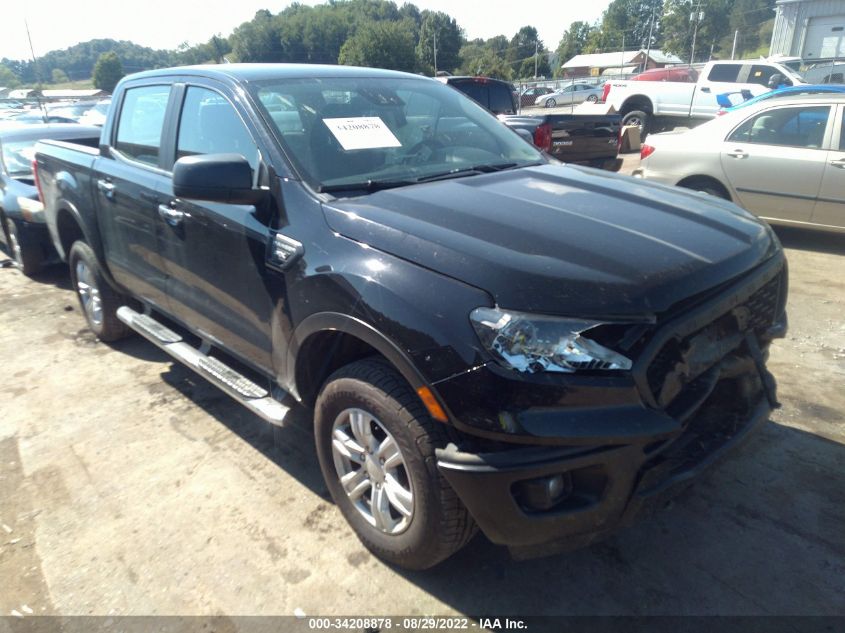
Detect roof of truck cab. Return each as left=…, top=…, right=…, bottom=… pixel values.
left=125, top=64, right=431, bottom=83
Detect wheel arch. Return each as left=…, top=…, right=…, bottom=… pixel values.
left=289, top=312, right=432, bottom=410
left=676, top=175, right=732, bottom=201
left=620, top=95, right=654, bottom=116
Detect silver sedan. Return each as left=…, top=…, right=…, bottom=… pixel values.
left=634, top=93, right=845, bottom=233
left=535, top=83, right=604, bottom=108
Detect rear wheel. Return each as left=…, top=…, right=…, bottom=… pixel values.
left=621, top=109, right=650, bottom=139
left=587, top=94, right=598, bottom=103
left=681, top=178, right=730, bottom=200
left=2, top=216, right=43, bottom=276
left=315, top=359, right=476, bottom=570
left=68, top=241, right=131, bottom=342
left=545, top=98, right=556, bottom=108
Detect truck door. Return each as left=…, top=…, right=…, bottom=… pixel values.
left=812, top=105, right=845, bottom=229
left=692, top=63, right=769, bottom=117
left=95, top=84, right=174, bottom=309
left=719, top=104, right=832, bottom=223
left=156, top=84, right=275, bottom=373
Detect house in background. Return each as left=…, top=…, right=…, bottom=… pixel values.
left=561, top=49, right=684, bottom=79
left=770, top=0, right=845, bottom=63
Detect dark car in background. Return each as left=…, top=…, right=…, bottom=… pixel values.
left=438, top=75, right=519, bottom=115
left=519, top=86, right=554, bottom=107
left=0, top=124, right=100, bottom=274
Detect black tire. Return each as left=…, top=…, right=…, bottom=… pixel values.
left=68, top=241, right=131, bottom=342
left=621, top=109, right=650, bottom=139
left=545, top=98, right=556, bottom=108
left=315, top=359, right=476, bottom=570
left=587, top=94, right=598, bottom=103
left=681, top=178, right=730, bottom=200
left=2, top=216, right=43, bottom=277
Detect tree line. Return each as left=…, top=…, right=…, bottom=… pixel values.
left=0, top=0, right=778, bottom=90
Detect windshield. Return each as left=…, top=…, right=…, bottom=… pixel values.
left=250, top=76, right=543, bottom=193
left=1, top=139, right=37, bottom=177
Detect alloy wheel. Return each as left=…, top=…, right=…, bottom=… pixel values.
left=75, top=260, right=103, bottom=327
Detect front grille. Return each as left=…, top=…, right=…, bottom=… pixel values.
left=645, top=269, right=783, bottom=409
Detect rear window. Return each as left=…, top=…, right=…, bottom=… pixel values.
left=489, top=83, right=516, bottom=114
left=747, top=65, right=780, bottom=87
left=114, top=85, right=171, bottom=167
left=708, top=64, right=741, bottom=83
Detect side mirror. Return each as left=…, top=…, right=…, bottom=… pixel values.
left=173, top=153, right=266, bottom=205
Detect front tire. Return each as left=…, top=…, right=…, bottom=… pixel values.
left=2, top=216, right=43, bottom=276
left=68, top=241, right=130, bottom=342
left=315, top=359, right=476, bottom=570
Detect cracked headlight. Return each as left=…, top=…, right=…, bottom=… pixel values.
left=470, top=307, right=633, bottom=374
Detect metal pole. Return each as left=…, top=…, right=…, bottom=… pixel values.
left=433, top=30, right=437, bottom=75
left=645, top=4, right=655, bottom=71
left=690, top=5, right=701, bottom=65
left=534, top=41, right=539, bottom=78
left=731, top=29, right=739, bottom=60
left=24, top=18, right=48, bottom=121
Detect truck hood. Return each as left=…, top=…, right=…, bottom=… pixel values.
left=321, top=164, right=776, bottom=316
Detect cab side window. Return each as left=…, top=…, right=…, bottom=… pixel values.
left=708, top=64, right=741, bottom=83
left=114, top=85, right=171, bottom=167
left=729, top=106, right=830, bottom=149
left=747, top=65, right=779, bottom=87
left=176, top=87, right=259, bottom=171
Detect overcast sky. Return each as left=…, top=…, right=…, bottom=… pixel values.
left=2, top=0, right=611, bottom=62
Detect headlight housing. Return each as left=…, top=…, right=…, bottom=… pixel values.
left=470, top=307, right=634, bottom=374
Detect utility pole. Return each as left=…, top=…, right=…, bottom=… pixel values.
left=645, top=4, right=656, bottom=72
left=24, top=18, right=48, bottom=121
left=731, top=29, right=739, bottom=60
left=534, top=41, right=539, bottom=78
left=690, top=0, right=704, bottom=66
left=433, top=30, right=438, bottom=75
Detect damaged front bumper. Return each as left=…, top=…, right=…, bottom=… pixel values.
left=434, top=255, right=787, bottom=555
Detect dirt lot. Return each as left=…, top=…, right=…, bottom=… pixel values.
left=1, top=162, right=844, bottom=617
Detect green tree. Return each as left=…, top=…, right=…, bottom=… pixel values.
left=339, top=20, right=417, bottom=72
left=416, top=11, right=463, bottom=75
left=230, top=9, right=285, bottom=62
left=0, top=65, right=21, bottom=88
left=599, top=0, right=663, bottom=51
left=51, top=68, right=69, bottom=83
left=457, top=39, right=513, bottom=79
left=92, top=51, right=124, bottom=93
left=555, top=21, right=596, bottom=72
left=662, top=0, right=731, bottom=62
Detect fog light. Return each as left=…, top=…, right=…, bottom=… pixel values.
left=514, top=473, right=572, bottom=511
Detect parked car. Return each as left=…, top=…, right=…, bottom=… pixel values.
left=802, top=62, right=845, bottom=85
left=535, top=83, right=604, bottom=107
left=0, top=123, right=100, bottom=274
left=48, top=101, right=101, bottom=122
left=519, top=86, right=553, bottom=107
left=77, top=100, right=111, bottom=127
left=603, top=59, right=805, bottom=137
left=36, top=63, right=787, bottom=569
left=716, top=84, right=845, bottom=114
left=437, top=76, right=519, bottom=115
left=632, top=67, right=699, bottom=83
left=634, top=93, right=845, bottom=233
left=1, top=112, right=78, bottom=127
left=502, top=112, right=622, bottom=170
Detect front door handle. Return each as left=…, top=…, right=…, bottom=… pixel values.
left=96, top=179, right=115, bottom=199
left=700, top=87, right=711, bottom=93
left=830, top=158, right=845, bottom=169
left=727, top=149, right=748, bottom=159
left=158, top=203, right=185, bottom=226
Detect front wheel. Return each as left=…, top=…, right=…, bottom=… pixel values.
left=2, top=216, right=42, bottom=276
left=315, top=359, right=476, bottom=570
left=68, top=241, right=131, bottom=342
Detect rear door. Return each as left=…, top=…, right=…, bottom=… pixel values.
left=812, top=104, right=845, bottom=229
left=96, top=83, right=175, bottom=308
left=157, top=83, right=275, bottom=372
left=719, top=103, right=833, bottom=222
left=693, top=63, right=746, bottom=117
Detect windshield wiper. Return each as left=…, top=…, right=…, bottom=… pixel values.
left=316, top=179, right=416, bottom=194
left=415, top=161, right=542, bottom=183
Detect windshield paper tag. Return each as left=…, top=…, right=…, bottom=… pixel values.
left=322, top=117, right=401, bottom=150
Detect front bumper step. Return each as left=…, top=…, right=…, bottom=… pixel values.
left=116, top=306, right=289, bottom=426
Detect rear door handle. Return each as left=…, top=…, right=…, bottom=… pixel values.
left=830, top=158, right=845, bottom=168
left=727, top=149, right=748, bottom=159
left=96, top=179, right=115, bottom=199
left=158, top=203, right=186, bottom=226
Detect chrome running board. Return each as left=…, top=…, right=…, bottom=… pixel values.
left=117, top=306, right=290, bottom=426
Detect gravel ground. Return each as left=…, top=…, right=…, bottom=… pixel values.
left=1, top=159, right=843, bottom=617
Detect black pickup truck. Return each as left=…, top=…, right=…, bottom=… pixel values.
left=35, top=64, right=787, bottom=569
left=441, top=76, right=622, bottom=170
